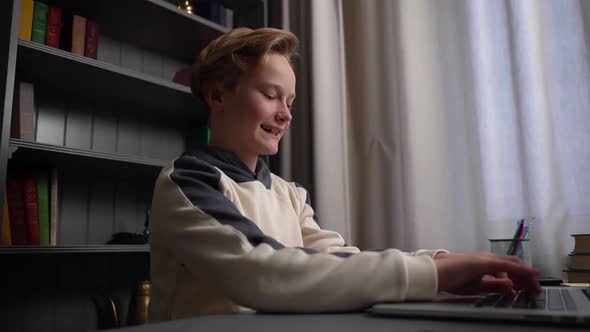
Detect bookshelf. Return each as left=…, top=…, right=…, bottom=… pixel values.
left=17, top=39, right=198, bottom=116
left=0, top=0, right=272, bottom=330
left=10, top=138, right=168, bottom=167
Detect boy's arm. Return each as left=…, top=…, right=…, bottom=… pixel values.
left=150, top=156, right=439, bottom=312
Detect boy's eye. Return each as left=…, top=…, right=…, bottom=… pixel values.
left=262, top=91, right=276, bottom=99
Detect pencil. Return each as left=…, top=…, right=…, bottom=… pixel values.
left=510, top=219, right=525, bottom=256
left=506, top=219, right=524, bottom=255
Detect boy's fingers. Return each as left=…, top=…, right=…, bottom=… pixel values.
left=483, top=258, right=541, bottom=293
left=480, top=275, right=514, bottom=293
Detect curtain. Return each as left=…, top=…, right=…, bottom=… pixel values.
left=309, top=0, right=590, bottom=278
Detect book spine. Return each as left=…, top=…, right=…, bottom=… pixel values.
left=573, top=235, right=590, bottom=253
left=50, top=168, right=58, bottom=245
left=6, top=175, right=27, bottom=245
left=11, top=82, right=36, bottom=141
left=36, top=171, right=50, bottom=246
left=172, top=67, right=192, bottom=86
left=2, top=194, right=12, bottom=246
left=45, top=6, right=63, bottom=48
left=71, top=15, right=86, bottom=55
left=18, top=0, right=35, bottom=40
left=564, top=269, right=590, bottom=283
left=569, top=254, right=590, bottom=270
left=84, top=19, right=100, bottom=59
left=31, top=1, right=48, bottom=44
left=23, top=173, right=40, bottom=245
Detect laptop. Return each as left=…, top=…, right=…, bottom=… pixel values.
left=369, top=286, right=590, bottom=325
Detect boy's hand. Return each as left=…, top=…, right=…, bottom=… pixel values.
left=433, top=252, right=542, bottom=296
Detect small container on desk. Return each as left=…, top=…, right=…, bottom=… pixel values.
left=489, top=238, right=532, bottom=266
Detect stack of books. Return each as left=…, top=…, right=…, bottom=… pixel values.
left=19, top=0, right=100, bottom=59
left=3, top=165, right=59, bottom=246
left=564, top=234, right=590, bottom=283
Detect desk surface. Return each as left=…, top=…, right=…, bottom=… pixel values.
left=111, top=312, right=586, bottom=332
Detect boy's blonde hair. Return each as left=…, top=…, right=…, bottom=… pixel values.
left=191, top=27, right=299, bottom=101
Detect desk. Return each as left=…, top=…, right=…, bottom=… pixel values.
left=110, top=312, right=585, bottom=332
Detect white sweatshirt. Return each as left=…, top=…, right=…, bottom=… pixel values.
left=148, top=145, right=441, bottom=321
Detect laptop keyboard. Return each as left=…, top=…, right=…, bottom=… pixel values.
left=475, top=288, right=578, bottom=311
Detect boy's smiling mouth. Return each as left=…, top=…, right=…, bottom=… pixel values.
left=261, top=124, right=282, bottom=137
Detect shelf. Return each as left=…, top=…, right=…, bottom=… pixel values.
left=10, top=138, right=168, bottom=168
left=45, top=0, right=228, bottom=63
left=0, top=245, right=150, bottom=254
left=17, top=39, right=206, bottom=121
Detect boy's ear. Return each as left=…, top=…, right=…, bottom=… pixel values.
left=204, top=83, right=224, bottom=112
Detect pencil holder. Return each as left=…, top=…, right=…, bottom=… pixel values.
left=489, top=238, right=532, bottom=266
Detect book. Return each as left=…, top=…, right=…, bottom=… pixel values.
left=569, top=253, right=590, bottom=270
left=50, top=167, right=58, bottom=245
left=31, top=1, right=48, bottom=44
left=23, top=173, right=40, bottom=245
left=18, top=0, right=34, bottom=40
left=6, top=174, right=27, bottom=245
left=563, top=269, right=590, bottom=283
left=1, top=194, right=11, bottom=246
left=10, top=81, right=36, bottom=141
left=172, top=67, right=192, bottom=87
left=84, top=19, right=100, bottom=59
left=36, top=170, right=50, bottom=245
left=45, top=6, right=63, bottom=48
left=572, top=233, right=590, bottom=253
left=71, top=15, right=87, bottom=55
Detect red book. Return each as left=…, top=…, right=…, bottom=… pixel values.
left=84, top=19, right=99, bottom=59
left=22, top=173, right=40, bottom=245
left=172, top=67, right=192, bottom=87
left=45, top=6, right=63, bottom=48
left=6, top=174, right=27, bottom=245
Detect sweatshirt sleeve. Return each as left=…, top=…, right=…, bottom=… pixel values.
left=150, top=156, right=439, bottom=312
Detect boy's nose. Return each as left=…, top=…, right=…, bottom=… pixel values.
left=276, top=108, right=292, bottom=122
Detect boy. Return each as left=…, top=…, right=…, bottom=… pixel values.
left=149, top=28, right=540, bottom=321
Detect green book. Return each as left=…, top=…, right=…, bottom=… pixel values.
left=31, top=1, right=48, bottom=44
left=36, top=171, right=50, bottom=246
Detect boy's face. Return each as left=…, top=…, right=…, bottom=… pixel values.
left=219, top=53, right=296, bottom=159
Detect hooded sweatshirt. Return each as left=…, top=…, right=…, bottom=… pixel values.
left=148, top=145, right=441, bottom=321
